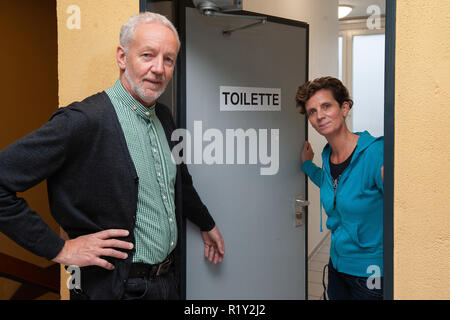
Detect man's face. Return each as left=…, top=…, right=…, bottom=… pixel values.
left=119, top=22, right=178, bottom=106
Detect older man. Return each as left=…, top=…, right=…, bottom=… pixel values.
left=0, top=12, right=224, bottom=300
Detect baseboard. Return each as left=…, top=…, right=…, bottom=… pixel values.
left=308, top=230, right=331, bottom=261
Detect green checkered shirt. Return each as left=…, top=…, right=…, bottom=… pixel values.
left=106, top=79, right=177, bottom=264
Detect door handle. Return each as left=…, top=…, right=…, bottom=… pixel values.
left=295, top=199, right=310, bottom=207
left=295, top=195, right=309, bottom=227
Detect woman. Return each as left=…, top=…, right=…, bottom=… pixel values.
left=296, top=77, right=384, bottom=300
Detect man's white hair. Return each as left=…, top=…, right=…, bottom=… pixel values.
left=120, top=12, right=180, bottom=54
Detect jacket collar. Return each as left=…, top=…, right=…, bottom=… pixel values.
left=322, top=131, right=380, bottom=163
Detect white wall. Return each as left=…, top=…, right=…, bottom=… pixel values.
left=244, top=0, right=338, bottom=255
left=352, top=34, right=385, bottom=138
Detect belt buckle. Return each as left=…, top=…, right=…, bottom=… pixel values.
left=156, top=257, right=171, bottom=276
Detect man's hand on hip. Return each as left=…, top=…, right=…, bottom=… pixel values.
left=52, top=229, right=133, bottom=270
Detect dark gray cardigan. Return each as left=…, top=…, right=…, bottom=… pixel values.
left=0, top=92, right=215, bottom=299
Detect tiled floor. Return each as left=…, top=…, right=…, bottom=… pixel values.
left=307, top=232, right=331, bottom=300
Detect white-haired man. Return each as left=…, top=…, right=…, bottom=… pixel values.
left=0, top=12, right=225, bottom=300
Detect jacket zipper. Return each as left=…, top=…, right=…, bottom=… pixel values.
left=333, top=175, right=340, bottom=210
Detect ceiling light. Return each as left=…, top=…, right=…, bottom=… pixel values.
left=338, top=5, right=353, bottom=19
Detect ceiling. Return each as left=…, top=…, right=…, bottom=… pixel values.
left=339, top=0, right=386, bottom=19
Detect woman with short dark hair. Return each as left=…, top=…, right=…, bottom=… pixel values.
left=297, top=76, right=384, bottom=300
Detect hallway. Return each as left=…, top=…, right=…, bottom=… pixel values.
left=308, top=232, right=331, bottom=300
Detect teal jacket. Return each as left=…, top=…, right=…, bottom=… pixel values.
left=301, top=131, right=384, bottom=277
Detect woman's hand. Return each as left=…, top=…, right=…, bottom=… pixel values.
left=301, top=141, right=314, bottom=163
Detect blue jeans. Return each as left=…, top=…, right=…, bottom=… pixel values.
left=121, top=267, right=180, bottom=300
left=326, top=259, right=383, bottom=300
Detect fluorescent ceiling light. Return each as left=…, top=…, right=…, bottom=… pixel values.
left=338, top=5, right=353, bottom=19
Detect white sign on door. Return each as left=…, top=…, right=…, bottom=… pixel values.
left=220, top=86, right=281, bottom=111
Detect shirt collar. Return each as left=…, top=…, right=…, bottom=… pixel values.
left=110, top=78, right=156, bottom=120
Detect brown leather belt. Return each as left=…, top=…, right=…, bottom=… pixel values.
left=128, top=255, right=173, bottom=278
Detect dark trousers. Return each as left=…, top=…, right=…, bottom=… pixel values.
left=121, top=266, right=180, bottom=300
left=326, top=258, right=383, bottom=300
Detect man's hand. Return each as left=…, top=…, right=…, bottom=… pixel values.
left=201, top=226, right=225, bottom=264
left=52, top=229, right=133, bottom=270
left=381, top=166, right=384, bottom=182
left=301, top=141, right=314, bottom=163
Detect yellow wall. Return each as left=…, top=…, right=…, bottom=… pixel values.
left=0, top=0, right=59, bottom=300
left=395, top=0, right=450, bottom=299
left=56, top=0, right=139, bottom=299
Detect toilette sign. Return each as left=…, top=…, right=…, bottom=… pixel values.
left=220, top=86, right=281, bottom=111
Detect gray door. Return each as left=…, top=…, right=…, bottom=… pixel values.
left=184, top=7, right=308, bottom=299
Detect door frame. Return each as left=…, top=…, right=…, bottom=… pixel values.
left=383, top=0, right=396, bottom=301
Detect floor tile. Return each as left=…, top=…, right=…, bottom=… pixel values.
left=313, top=252, right=330, bottom=263
left=308, top=260, right=327, bottom=272
left=308, top=282, right=325, bottom=298
left=308, top=270, right=323, bottom=284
